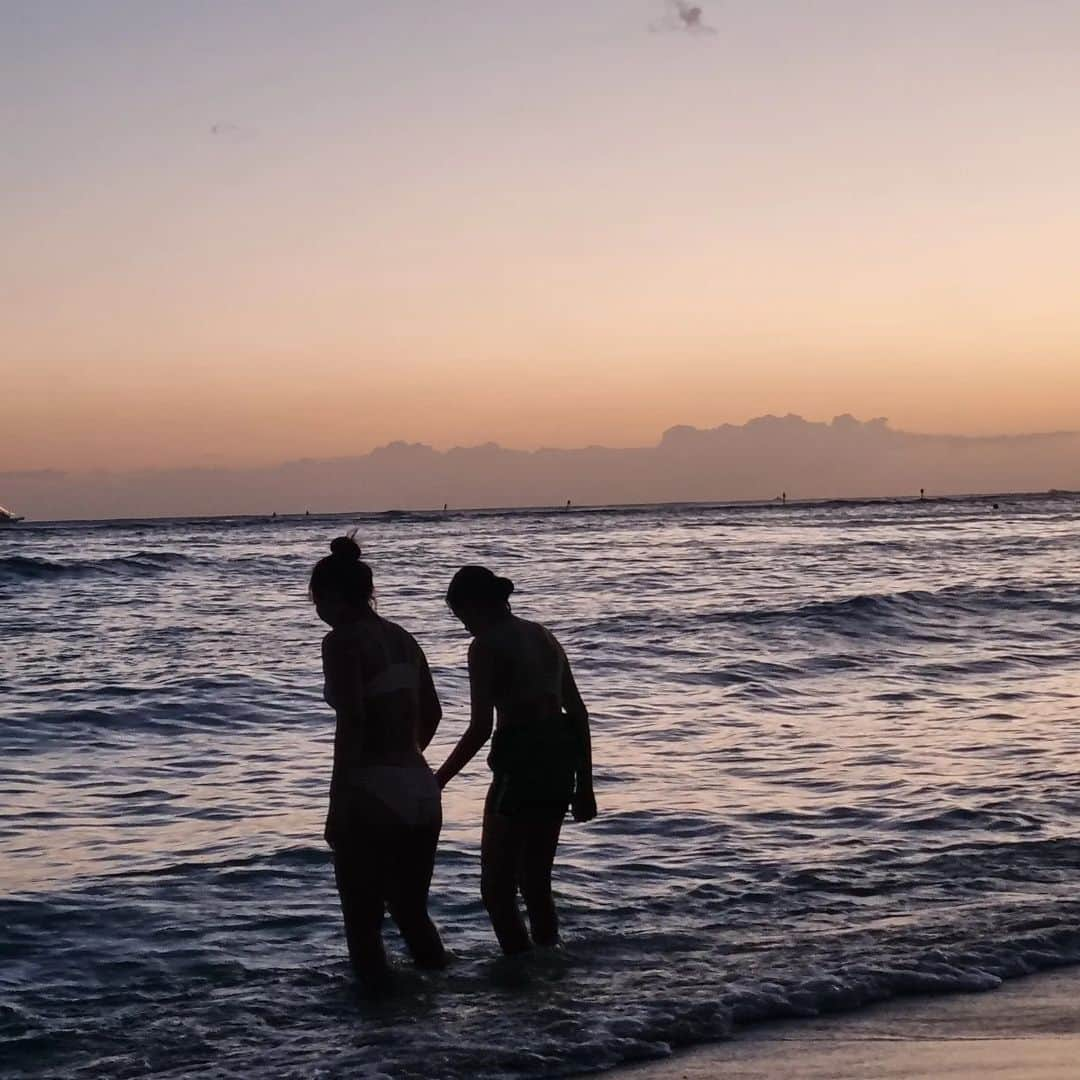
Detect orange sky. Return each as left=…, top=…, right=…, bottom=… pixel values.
left=4, top=2, right=1080, bottom=472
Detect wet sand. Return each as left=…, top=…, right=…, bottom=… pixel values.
left=586, top=966, right=1080, bottom=1079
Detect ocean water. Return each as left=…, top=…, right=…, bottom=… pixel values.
left=3, top=495, right=1080, bottom=1079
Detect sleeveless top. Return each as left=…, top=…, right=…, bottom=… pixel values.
left=484, top=619, right=578, bottom=812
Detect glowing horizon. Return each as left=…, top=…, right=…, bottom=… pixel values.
left=5, top=2, right=1080, bottom=473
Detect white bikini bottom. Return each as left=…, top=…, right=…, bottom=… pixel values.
left=347, top=764, right=442, bottom=828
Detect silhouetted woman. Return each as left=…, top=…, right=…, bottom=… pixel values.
left=436, top=566, right=596, bottom=955
left=310, top=536, right=447, bottom=983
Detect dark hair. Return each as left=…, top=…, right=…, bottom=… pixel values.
left=309, top=535, right=374, bottom=609
left=446, top=565, right=514, bottom=612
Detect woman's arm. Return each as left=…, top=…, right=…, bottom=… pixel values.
left=415, top=645, right=442, bottom=752
left=435, top=638, right=495, bottom=789
left=322, top=633, right=365, bottom=846
left=560, top=645, right=596, bottom=822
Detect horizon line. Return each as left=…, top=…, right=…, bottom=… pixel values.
left=10, top=487, right=1080, bottom=528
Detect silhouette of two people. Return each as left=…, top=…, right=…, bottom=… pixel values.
left=310, top=538, right=595, bottom=985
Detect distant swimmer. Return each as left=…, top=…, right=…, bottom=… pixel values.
left=310, top=536, right=447, bottom=985
left=443, top=503, right=448, bottom=512
left=566, top=500, right=572, bottom=509
left=437, top=566, right=596, bottom=955
left=781, top=492, right=787, bottom=504
left=920, top=489, right=925, bottom=501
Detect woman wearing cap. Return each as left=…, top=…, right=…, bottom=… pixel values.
left=310, top=536, right=447, bottom=984
left=436, top=566, right=596, bottom=955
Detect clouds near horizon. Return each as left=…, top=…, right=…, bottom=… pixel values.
left=5, top=414, right=1080, bottom=521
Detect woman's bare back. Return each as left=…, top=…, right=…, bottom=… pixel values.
left=323, top=616, right=439, bottom=764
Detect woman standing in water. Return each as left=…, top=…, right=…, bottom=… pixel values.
left=310, top=536, right=447, bottom=983
left=436, top=566, right=596, bottom=955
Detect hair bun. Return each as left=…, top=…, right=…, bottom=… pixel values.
left=445, top=565, right=516, bottom=611
left=330, top=535, right=362, bottom=562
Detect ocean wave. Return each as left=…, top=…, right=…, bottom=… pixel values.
left=728, top=581, right=1080, bottom=634
left=583, top=582, right=1080, bottom=645
left=3, top=695, right=320, bottom=744
left=0, top=551, right=193, bottom=584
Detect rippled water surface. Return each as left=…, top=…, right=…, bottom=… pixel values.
left=3, top=496, right=1080, bottom=1078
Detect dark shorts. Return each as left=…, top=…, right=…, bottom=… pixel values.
left=486, top=773, right=570, bottom=821
left=486, top=719, right=577, bottom=820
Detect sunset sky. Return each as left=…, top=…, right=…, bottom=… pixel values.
left=5, top=1, right=1080, bottom=472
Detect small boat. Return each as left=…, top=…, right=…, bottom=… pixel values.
left=0, top=505, right=24, bottom=525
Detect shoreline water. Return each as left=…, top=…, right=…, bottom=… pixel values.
left=578, top=965, right=1080, bottom=1079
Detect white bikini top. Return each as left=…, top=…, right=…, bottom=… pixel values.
left=323, top=622, right=421, bottom=711
left=363, top=661, right=420, bottom=700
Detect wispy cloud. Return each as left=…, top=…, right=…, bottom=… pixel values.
left=650, top=1, right=718, bottom=36
left=209, top=122, right=258, bottom=143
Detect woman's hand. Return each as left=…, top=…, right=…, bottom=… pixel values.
left=324, top=806, right=343, bottom=849
left=572, top=786, right=597, bottom=823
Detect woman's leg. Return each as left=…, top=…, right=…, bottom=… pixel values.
left=516, top=814, right=564, bottom=947
left=480, top=806, right=532, bottom=955
left=385, top=824, right=448, bottom=969
left=333, top=840, right=390, bottom=981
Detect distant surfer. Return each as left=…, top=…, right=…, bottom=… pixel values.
left=437, top=566, right=596, bottom=955
left=310, top=536, right=447, bottom=985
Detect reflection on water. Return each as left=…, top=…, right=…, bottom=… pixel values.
left=2, top=496, right=1080, bottom=1077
